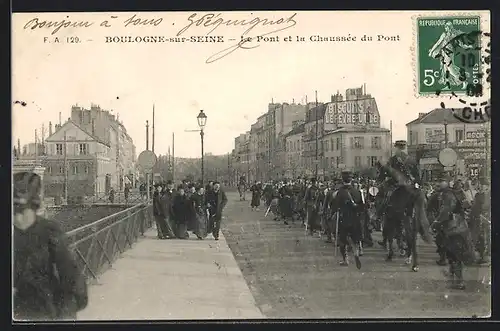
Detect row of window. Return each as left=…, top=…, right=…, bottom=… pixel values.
left=409, top=129, right=466, bottom=145
left=287, top=136, right=382, bottom=152
left=54, top=143, right=89, bottom=155
left=288, top=155, right=380, bottom=168
left=47, top=164, right=91, bottom=175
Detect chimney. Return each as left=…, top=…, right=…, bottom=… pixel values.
left=91, top=119, right=95, bottom=135
left=59, top=112, right=62, bottom=125
left=418, top=112, right=426, bottom=119
left=17, top=139, right=21, bottom=154
left=331, top=95, right=334, bottom=102
left=49, top=121, right=53, bottom=136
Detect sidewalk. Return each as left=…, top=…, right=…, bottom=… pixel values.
left=78, top=228, right=264, bottom=320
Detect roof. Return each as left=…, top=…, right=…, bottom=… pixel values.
left=45, top=119, right=111, bottom=147
left=406, top=108, right=464, bottom=126
left=285, top=123, right=305, bottom=138
left=305, top=104, right=327, bottom=123
left=323, top=126, right=390, bottom=136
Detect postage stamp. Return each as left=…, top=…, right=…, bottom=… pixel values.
left=415, top=15, right=482, bottom=97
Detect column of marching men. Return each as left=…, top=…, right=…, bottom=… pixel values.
left=244, top=140, right=490, bottom=290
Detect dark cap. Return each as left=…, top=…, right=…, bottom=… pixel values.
left=13, top=172, right=41, bottom=210
left=439, top=173, right=452, bottom=182
left=166, top=180, right=173, bottom=185
left=310, top=177, right=317, bottom=183
left=394, top=140, right=407, bottom=148
left=341, top=170, right=352, bottom=183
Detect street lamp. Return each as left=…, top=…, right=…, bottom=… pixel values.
left=197, top=110, right=207, bottom=186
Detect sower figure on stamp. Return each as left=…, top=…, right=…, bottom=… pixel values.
left=331, top=170, right=363, bottom=269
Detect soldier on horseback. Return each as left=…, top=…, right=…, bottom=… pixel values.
left=375, top=140, right=431, bottom=271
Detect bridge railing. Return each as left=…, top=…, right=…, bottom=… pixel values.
left=65, top=202, right=153, bottom=282
left=82, top=191, right=147, bottom=205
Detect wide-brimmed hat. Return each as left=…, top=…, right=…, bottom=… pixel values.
left=13, top=171, right=41, bottom=211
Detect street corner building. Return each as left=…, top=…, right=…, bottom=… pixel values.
left=231, top=86, right=392, bottom=181
left=14, top=104, right=137, bottom=206
left=406, top=108, right=490, bottom=182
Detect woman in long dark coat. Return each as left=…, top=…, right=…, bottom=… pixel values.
left=172, top=185, right=190, bottom=239
left=250, top=182, right=262, bottom=211
left=191, top=185, right=208, bottom=239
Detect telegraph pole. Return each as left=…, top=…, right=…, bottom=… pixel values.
left=34, top=129, right=38, bottom=163
left=152, top=104, right=155, bottom=153
left=172, top=133, right=175, bottom=182
left=63, top=131, right=68, bottom=203
left=390, top=120, right=393, bottom=157
left=146, top=120, right=149, bottom=150
left=315, top=90, right=319, bottom=178
left=227, top=153, right=231, bottom=186
left=444, top=120, right=449, bottom=146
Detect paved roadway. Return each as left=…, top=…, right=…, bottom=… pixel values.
left=220, top=192, right=491, bottom=319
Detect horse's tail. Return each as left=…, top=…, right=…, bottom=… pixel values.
left=414, top=189, right=432, bottom=243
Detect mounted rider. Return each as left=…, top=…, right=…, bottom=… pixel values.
left=376, top=141, right=418, bottom=214
left=377, top=140, right=432, bottom=243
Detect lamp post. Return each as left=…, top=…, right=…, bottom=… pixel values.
left=197, top=110, right=207, bottom=186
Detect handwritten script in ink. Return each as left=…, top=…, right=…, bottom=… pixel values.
left=176, top=13, right=298, bottom=63
left=22, top=14, right=164, bottom=35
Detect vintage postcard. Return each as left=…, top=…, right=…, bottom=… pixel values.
left=12, top=11, right=491, bottom=321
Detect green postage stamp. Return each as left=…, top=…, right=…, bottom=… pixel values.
left=415, top=15, right=482, bottom=96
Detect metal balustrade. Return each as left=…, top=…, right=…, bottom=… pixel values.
left=66, top=202, right=153, bottom=282
left=83, top=191, right=147, bottom=205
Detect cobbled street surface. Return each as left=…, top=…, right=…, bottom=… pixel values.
left=220, top=193, right=491, bottom=319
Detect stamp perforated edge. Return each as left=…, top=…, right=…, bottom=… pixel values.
left=411, top=11, right=491, bottom=99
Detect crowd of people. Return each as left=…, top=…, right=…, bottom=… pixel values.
left=151, top=180, right=228, bottom=241
left=240, top=140, right=490, bottom=289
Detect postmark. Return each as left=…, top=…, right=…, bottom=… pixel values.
left=415, top=15, right=483, bottom=97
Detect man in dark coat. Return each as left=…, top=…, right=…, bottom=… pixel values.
left=13, top=172, right=88, bottom=320
left=279, top=182, right=294, bottom=225
left=331, top=170, right=364, bottom=269
left=304, top=178, right=321, bottom=236
left=431, top=173, right=474, bottom=290
left=160, top=180, right=176, bottom=237
left=468, top=177, right=489, bottom=264
left=153, top=183, right=173, bottom=239
left=172, top=185, right=190, bottom=239
left=250, top=181, right=262, bottom=211
left=207, top=182, right=228, bottom=240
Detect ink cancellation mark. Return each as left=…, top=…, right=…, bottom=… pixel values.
left=415, top=15, right=482, bottom=97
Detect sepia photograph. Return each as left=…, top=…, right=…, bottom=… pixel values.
left=12, top=10, right=491, bottom=321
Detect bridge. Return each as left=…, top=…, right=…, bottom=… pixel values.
left=67, top=192, right=490, bottom=320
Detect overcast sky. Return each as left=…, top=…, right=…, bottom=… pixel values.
left=12, top=10, right=490, bottom=158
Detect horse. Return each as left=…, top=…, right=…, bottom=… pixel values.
left=375, top=163, right=432, bottom=272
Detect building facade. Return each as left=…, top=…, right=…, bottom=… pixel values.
left=406, top=108, right=490, bottom=181
left=43, top=120, right=113, bottom=198
left=70, top=104, right=136, bottom=189
left=233, top=86, right=391, bottom=180
left=284, top=122, right=305, bottom=178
